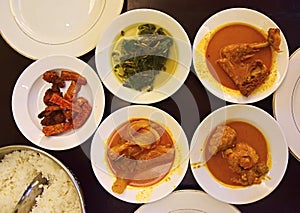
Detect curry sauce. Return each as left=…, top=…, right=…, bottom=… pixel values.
left=205, top=121, right=269, bottom=187
left=206, top=23, right=273, bottom=90
left=107, top=118, right=175, bottom=193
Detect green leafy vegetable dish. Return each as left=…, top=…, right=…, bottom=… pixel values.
left=111, top=23, right=177, bottom=92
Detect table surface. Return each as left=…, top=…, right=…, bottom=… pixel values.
left=1, top=0, right=300, bottom=212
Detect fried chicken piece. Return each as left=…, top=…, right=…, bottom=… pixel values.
left=38, top=106, right=66, bottom=126
left=217, top=28, right=281, bottom=96
left=64, top=81, right=82, bottom=102
left=43, top=87, right=62, bottom=106
left=207, top=125, right=237, bottom=156
left=63, top=109, right=74, bottom=121
left=49, top=93, right=82, bottom=113
left=74, top=97, right=89, bottom=106
left=42, top=122, right=73, bottom=136
left=61, top=71, right=87, bottom=85
left=38, top=105, right=61, bottom=118
left=43, top=70, right=65, bottom=88
left=72, top=98, right=92, bottom=129
left=40, top=111, right=66, bottom=126
left=38, top=70, right=92, bottom=136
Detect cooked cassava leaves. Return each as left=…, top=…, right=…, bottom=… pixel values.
left=112, top=23, right=174, bottom=91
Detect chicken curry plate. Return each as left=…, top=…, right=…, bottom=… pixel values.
left=107, top=118, right=175, bottom=194
left=205, top=121, right=269, bottom=186
left=206, top=23, right=281, bottom=96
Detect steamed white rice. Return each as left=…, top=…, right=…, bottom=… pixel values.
left=0, top=150, right=82, bottom=212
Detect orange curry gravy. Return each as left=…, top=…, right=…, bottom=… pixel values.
left=107, top=118, right=175, bottom=187
left=206, top=23, right=273, bottom=89
left=205, top=121, right=269, bottom=186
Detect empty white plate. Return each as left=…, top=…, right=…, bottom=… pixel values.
left=10, top=0, right=105, bottom=44
left=0, top=0, right=124, bottom=59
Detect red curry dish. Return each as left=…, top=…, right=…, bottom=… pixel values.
left=206, top=23, right=281, bottom=96
left=205, top=121, right=269, bottom=186
left=107, top=118, right=175, bottom=194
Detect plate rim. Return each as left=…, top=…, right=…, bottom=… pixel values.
left=134, top=189, right=241, bottom=213
left=11, top=54, right=105, bottom=150
left=273, top=47, right=300, bottom=161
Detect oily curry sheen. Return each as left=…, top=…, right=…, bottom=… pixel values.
left=107, top=118, right=175, bottom=194
left=206, top=23, right=273, bottom=89
left=205, top=121, right=269, bottom=186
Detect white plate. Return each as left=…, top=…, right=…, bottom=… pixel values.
left=90, top=105, right=189, bottom=203
left=192, top=8, right=289, bottom=103
left=12, top=55, right=105, bottom=150
left=0, top=0, right=124, bottom=59
left=273, top=48, right=300, bottom=161
left=135, top=189, right=240, bottom=213
left=10, top=0, right=105, bottom=44
left=95, top=9, right=192, bottom=104
left=190, top=104, right=288, bottom=204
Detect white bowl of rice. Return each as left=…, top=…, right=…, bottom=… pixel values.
left=0, top=145, right=85, bottom=212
